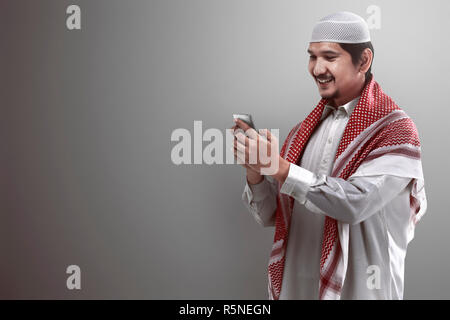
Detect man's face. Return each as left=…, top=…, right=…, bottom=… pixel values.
left=307, top=42, right=361, bottom=106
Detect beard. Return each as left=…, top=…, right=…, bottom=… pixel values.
left=319, top=88, right=339, bottom=100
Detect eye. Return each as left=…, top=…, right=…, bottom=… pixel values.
left=326, top=56, right=337, bottom=61
left=309, top=55, right=316, bottom=60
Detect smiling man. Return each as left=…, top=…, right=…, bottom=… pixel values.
left=231, top=11, right=427, bottom=300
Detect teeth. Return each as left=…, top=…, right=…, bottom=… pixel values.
left=317, top=78, right=333, bottom=84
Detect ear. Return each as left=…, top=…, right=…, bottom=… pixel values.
left=359, top=48, right=373, bottom=74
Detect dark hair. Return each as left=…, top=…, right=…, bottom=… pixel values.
left=338, top=42, right=374, bottom=85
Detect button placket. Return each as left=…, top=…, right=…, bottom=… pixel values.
left=321, top=113, right=341, bottom=169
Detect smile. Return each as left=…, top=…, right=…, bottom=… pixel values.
left=317, top=78, right=333, bottom=84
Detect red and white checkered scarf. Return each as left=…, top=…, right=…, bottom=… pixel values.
left=268, top=77, right=426, bottom=300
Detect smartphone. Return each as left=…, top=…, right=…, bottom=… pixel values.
left=233, top=113, right=256, bottom=130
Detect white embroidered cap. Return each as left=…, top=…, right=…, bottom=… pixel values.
left=310, top=11, right=371, bottom=44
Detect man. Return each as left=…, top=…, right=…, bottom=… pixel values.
left=231, top=11, right=427, bottom=300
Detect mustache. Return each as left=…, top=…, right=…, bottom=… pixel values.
left=315, top=75, right=334, bottom=81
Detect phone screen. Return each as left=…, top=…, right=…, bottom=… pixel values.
left=233, top=114, right=255, bottom=129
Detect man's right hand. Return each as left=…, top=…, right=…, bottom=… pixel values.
left=246, top=168, right=264, bottom=185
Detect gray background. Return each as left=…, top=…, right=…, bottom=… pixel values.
left=1, top=0, right=449, bottom=299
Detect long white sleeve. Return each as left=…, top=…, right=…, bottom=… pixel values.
left=257, top=98, right=421, bottom=299
left=280, top=163, right=413, bottom=225
left=242, top=175, right=278, bottom=227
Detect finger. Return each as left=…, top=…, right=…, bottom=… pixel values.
left=229, top=127, right=240, bottom=139
left=258, top=129, right=271, bottom=142
left=234, top=118, right=249, bottom=131
left=234, top=131, right=249, bottom=147
left=235, top=119, right=258, bottom=140
left=245, top=127, right=258, bottom=140
left=233, top=137, right=247, bottom=158
left=230, top=146, right=250, bottom=169
left=235, top=146, right=247, bottom=165
left=235, top=138, right=247, bottom=155
left=235, top=137, right=249, bottom=163
left=233, top=127, right=245, bottom=138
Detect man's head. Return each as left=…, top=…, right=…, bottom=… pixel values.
left=308, top=12, right=374, bottom=107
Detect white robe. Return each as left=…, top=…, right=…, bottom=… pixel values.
left=242, top=96, right=426, bottom=299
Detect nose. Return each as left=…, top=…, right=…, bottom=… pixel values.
left=313, top=59, right=327, bottom=77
